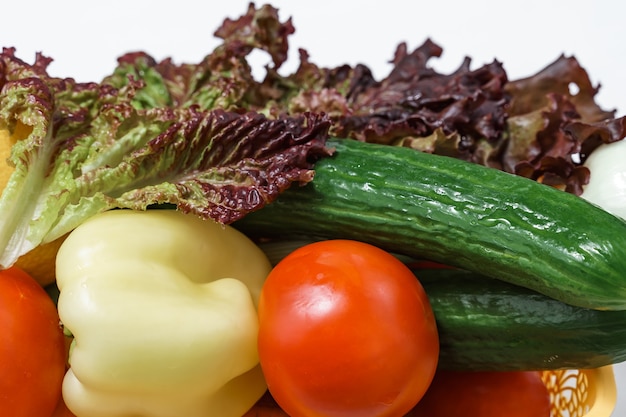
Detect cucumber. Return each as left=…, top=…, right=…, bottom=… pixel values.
left=419, top=268, right=626, bottom=370
left=235, top=137, right=626, bottom=310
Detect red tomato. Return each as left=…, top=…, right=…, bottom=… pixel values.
left=407, top=370, right=551, bottom=417
left=258, top=240, right=440, bottom=417
left=0, top=266, right=67, bottom=417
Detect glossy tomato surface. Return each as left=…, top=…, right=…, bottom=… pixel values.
left=258, top=240, right=440, bottom=417
left=407, top=370, right=551, bottom=417
left=0, top=266, right=67, bottom=417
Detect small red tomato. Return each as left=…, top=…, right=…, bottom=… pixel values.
left=258, top=240, right=440, bottom=417
left=0, top=266, right=67, bottom=417
left=407, top=370, right=551, bottom=417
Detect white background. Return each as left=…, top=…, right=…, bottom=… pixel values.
left=3, top=1, right=626, bottom=415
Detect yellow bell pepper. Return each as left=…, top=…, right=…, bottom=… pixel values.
left=56, top=209, right=272, bottom=417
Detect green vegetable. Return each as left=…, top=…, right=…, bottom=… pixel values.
left=235, top=137, right=626, bottom=311
left=56, top=209, right=273, bottom=417
left=419, top=267, right=626, bottom=371
left=0, top=48, right=330, bottom=270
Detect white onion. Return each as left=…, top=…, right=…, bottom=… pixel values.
left=581, top=139, right=626, bottom=220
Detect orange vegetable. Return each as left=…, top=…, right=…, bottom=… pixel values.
left=0, top=266, right=66, bottom=417
left=258, top=239, right=439, bottom=417
left=407, top=370, right=551, bottom=417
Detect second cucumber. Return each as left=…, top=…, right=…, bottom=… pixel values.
left=419, top=268, right=626, bottom=370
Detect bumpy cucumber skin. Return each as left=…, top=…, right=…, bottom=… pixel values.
left=419, top=268, right=626, bottom=371
left=235, top=138, right=626, bottom=310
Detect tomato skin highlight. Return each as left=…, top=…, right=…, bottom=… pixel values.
left=258, top=240, right=439, bottom=417
left=0, top=266, right=67, bottom=417
left=407, top=370, right=551, bottom=417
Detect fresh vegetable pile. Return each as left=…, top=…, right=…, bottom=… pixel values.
left=1, top=2, right=626, bottom=417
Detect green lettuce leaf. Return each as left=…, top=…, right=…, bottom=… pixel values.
left=0, top=46, right=331, bottom=269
